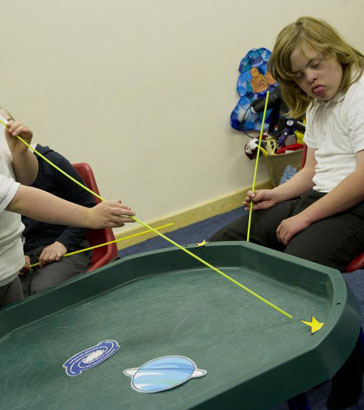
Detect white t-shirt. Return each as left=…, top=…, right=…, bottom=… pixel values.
left=304, top=73, right=364, bottom=192
left=0, top=123, right=24, bottom=286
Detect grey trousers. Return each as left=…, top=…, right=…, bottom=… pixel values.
left=0, top=276, right=24, bottom=308
left=209, top=190, right=364, bottom=272
left=20, top=241, right=92, bottom=297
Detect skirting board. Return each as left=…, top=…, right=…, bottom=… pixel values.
left=115, top=179, right=272, bottom=250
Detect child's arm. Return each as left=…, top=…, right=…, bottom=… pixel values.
left=5, top=120, right=39, bottom=185
left=277, top=149, right=364, bottom=245
left=244, top=147, right=316, bottom=211
left=7, top=185, right=135, bottom=229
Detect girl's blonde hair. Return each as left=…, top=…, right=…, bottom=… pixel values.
left=269, top=16, right=364, bottom=118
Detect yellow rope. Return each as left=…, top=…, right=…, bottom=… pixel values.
left=1, top=117, right=294, bottom=320
left=29, top=222, right=174, bottom=268
left=247, top=91, right=270, bottom=242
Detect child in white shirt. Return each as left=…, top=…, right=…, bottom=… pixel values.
left=0, top=108, right=135, bottom=307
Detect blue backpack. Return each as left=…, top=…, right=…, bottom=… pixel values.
left=230, top=47, right=278, bottom=132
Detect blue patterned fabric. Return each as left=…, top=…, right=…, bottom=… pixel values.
left=230, top=47, right=278, bottom=131
left=279, top=165, right=298, bottom=185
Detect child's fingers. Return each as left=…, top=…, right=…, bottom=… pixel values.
left=6, top=121, right=32, bottom=138
left=110, top=202, right=135, bottom=216
left=117, top=200, right=132, bottom=211
left=11, top=125, right=31, bottom=138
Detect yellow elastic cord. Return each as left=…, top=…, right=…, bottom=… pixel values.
left=247, top=91, right=270, bottom=242
left=30, top=222, right=174, bottom=268
left=9, top=121, right=293, bottom=320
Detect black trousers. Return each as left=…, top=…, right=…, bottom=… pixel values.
left=210, top=190, right=364, bottom=272
left=0, top=277, right=23, bottom=308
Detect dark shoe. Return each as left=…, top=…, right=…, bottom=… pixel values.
left=327, top=342, right=363, bottom=409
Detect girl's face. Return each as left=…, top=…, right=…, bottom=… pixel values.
left=290, top=43, right=343, bottom=101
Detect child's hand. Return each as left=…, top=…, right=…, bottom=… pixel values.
left=5, top=120, right=33, bottom=155
left=19, top=255, right=31, bottom=276
left=87, top=201, right=136, bottom=229
left=276, top=214, right=311, bottom=245
left=243, top=189, right=278, bottom=211
left=38, top=241, right=68, bottom=267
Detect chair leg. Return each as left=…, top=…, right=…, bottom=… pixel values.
left=287, top=392, right=311, bottom=410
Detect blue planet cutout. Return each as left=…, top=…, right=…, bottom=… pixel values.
left=124, top=355, right=207, bottom=393
left=63, top=340, right=120, bottom=376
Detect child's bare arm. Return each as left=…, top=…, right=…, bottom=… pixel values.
left=7, top=185, right=135, bottom=229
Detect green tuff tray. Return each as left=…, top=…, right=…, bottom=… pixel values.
left=0, top=242, right=361, bottom=410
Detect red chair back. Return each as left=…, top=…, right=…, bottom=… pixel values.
left=300, top=144, right=307, bottom=169
left=73, top=162, right=118, bottom=272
